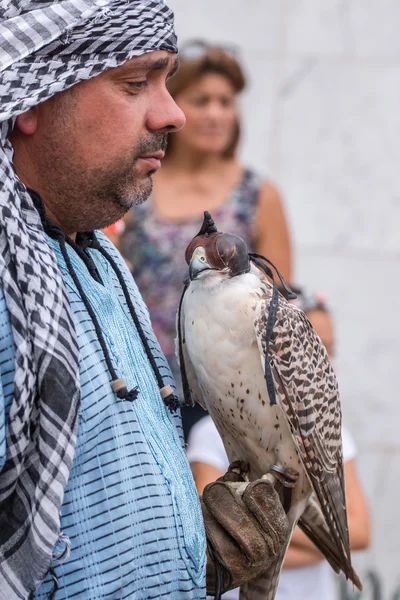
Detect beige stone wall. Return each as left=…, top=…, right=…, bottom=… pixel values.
left=168, top=1, right=400, bottom=598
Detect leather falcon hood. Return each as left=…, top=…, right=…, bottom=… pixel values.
left=185, top=211, right=251, bottom=278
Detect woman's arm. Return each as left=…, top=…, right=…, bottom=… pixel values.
left=190, top=461, right=224, bottom=495
left=255, top=182, right=292, bottom=283
left=343, top=458, right=371, bottom=550
left=283, top=527, right=323, bottom=567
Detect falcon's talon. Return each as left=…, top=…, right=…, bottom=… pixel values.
left=218, top=471, right=246, bottom=484
left=217, top=461, right=249, bottom=483
left=227, top=460, right=249, bottom=475
left=269, top=464, right=299, bottom=488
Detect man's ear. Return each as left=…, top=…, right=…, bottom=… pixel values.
left=14, top=108, right=38, bottom=135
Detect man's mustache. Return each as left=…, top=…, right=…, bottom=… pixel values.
left=134, top=134, right=168, bottom=158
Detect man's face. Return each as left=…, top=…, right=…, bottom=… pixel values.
left=13, top=50, right=185, bottom=234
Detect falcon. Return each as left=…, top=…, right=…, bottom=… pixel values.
left=177, top=212, right=362, bottom=600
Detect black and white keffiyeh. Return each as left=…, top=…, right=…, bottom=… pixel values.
left=0, top=2, right=177, bottom=598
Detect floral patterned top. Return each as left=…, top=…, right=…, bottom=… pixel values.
left=120, top=168, right=261, bottom=387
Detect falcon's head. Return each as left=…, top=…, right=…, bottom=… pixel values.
left=185, top=211, right=250, bottom=281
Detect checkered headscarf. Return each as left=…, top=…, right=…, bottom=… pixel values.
left=0, top=2, right=177, bottom=598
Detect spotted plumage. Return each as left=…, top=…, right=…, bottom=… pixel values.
left=177, top=213, right=361, bottom=600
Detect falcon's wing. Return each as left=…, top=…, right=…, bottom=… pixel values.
left=175, top=288, right=207, bottom=410
left=253, top=289, right=352, bottom=573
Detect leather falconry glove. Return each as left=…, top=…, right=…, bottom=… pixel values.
left=202, top=464, right=291, bottom=599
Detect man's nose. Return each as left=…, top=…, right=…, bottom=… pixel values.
left=147, top=91, right=186, bottom=133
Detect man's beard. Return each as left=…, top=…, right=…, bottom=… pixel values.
left=37, top=132, right=168, bottom=234
left=108, top=134, right=168, bottom=211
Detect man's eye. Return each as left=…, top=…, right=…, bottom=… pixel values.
left=128, top=81, right=147, bottom=90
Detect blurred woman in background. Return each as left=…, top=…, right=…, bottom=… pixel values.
left=120, top=41, right=292, bottom=436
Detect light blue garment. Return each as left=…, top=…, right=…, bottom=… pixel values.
left=0, top=233, right=206, bottom=599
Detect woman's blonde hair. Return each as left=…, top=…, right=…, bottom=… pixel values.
left=166, top=43, right=246, bottom=158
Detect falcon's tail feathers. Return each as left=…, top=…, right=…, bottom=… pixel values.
left=299, top=496, right=362, bottom=591
left=311, top=465, right=358, bottom=586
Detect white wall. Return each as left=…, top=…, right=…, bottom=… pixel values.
left=168, top=1, right=400, bottom=598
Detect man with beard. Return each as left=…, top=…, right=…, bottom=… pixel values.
left=0, top=2, right=289, bottom=599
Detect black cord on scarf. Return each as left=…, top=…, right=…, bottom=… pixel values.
left=43, top=218, right=179, bottom=412
left=48, top=567, right=59, bottom=600
left=59, top=237, right=138, bottom=401
left=41, top=213, right=138, bottom=402
left=248, top=252, right=296, bottom=407
left=88, top=235, right=180, bottom=414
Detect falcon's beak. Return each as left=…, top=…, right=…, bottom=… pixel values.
left=189, top=255, right=212, bottom=280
